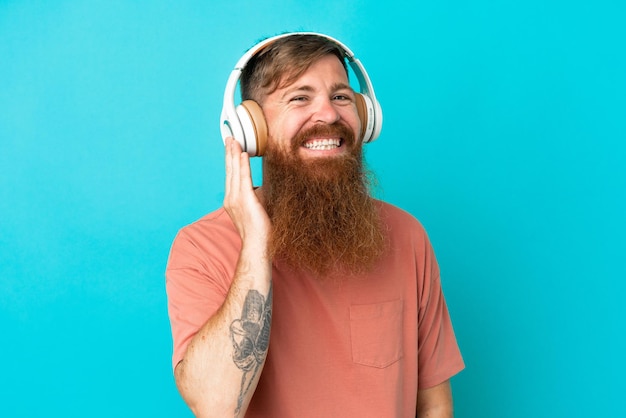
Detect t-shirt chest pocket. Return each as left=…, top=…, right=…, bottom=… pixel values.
left=349, top=299, right=404, bottom=368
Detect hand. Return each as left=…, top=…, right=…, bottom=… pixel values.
left=223, top=138, right=271, bottom=247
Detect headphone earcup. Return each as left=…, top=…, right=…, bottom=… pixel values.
left=354, top=93, right=375, bottom=143
left=235, top=100, right=268, bottom=156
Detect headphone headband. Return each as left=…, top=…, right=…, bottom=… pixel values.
left=220, top=32, right=383, bottom=156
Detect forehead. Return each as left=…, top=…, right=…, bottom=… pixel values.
left=277, top=55, right=350, bottom=91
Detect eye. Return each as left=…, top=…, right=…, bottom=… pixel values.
left=332, top=92, right=355, bottom=105
left=332, top=89, right=355, bottom=102
left=290, top=96, right=308, bottom=102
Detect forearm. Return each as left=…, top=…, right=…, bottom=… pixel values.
left=175, top=242, right=272, bottom=417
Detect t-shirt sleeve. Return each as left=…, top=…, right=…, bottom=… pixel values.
left=165, top=220, right=239, bottom=370
left=416, top=237, right=465, bottom=389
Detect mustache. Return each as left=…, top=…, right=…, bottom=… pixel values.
left=292, top=122, right=356, bottom=150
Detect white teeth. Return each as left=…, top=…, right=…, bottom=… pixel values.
left=304, top=139, right=341, bottom=150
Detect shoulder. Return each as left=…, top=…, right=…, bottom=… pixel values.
left=176, top=207, right=237, bottom=243
left=168, top=207, right=240, bottom=269
left=376, top=200, right=428, bottom=237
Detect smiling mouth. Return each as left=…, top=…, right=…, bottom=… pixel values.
left=303, top=138, right=341, bottom=150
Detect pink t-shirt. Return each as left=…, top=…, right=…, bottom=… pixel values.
left=166, top=201, right=464, bottom=417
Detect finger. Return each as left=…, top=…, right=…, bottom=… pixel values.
left=225, top=137, right=233, bottom=196
left=239, top=151, right=254, bottom=192
left=225, top=138, right=241, bottom=204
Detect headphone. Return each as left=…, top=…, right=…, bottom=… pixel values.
left=219, top=32, right=383, bottom=156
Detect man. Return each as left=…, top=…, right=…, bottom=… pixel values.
left=166, top=33, right=464, bottom=417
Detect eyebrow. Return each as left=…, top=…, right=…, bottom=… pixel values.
left=280, top=82, right=354, bottom=100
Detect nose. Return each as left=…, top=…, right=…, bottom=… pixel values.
left=313, top=97, right=340, bottom=124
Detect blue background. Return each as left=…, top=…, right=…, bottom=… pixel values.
left=1, top=0, right=624, bottom=416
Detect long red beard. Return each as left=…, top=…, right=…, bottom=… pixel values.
left=263, top=123, right=387, bottom=278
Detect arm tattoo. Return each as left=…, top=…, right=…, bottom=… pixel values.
left=230, top=286, right=272, bottom=414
